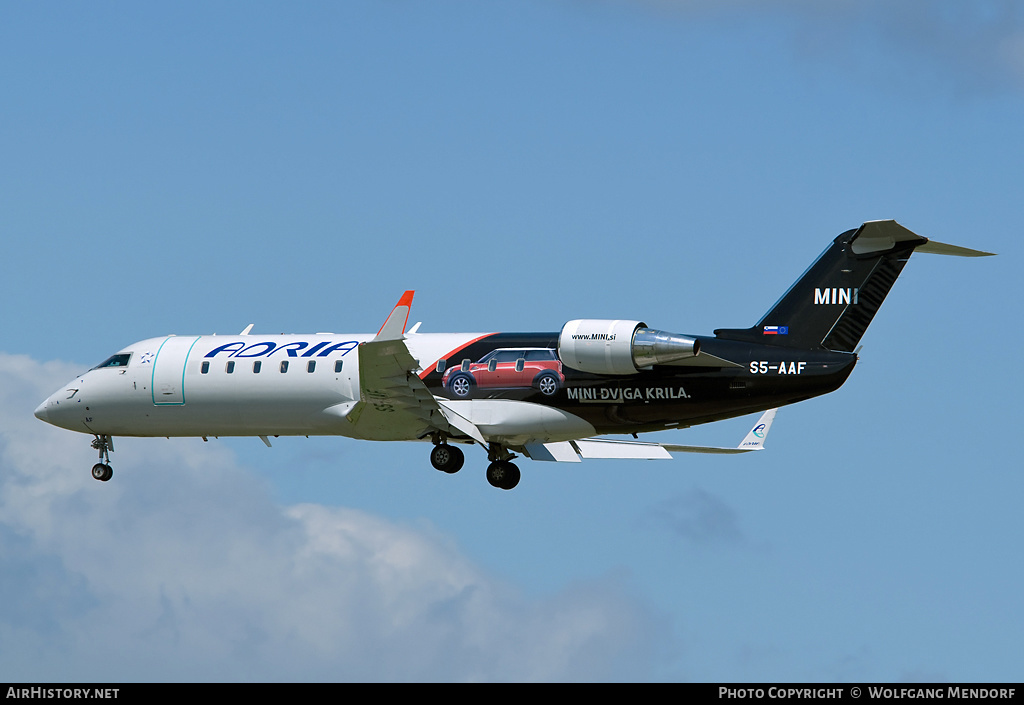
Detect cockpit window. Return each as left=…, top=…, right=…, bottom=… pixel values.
left=91, top=353, right=131, bottom=370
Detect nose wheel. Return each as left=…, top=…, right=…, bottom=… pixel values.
left=90, top=435, right=114, bottom=482
left=91, top=463, right=113, bottom=482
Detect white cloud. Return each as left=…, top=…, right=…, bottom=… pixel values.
left=0, top=354, right=662, bottom=681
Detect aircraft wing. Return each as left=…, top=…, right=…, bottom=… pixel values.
left=340, top=336, right=448, bottom=440
left=524, top=409, right=777, bottom=462
left=331, top=292, right=485, bottom=443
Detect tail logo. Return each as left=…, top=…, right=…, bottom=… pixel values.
left=752, top=424, right=766, bottom=439
left=763, top=326, right=788, bottom=335
left=814, top=287, right=859, bottom=305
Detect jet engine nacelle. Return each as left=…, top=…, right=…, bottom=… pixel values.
left=557, top=319, right=700, bottom=376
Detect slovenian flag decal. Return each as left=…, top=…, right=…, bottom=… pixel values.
left=763, top=326, right=789, bottom=335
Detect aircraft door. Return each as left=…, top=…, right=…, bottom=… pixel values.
left=151, top=336, right=200, bottom=405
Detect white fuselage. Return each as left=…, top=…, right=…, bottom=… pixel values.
left=34, top=331, right=598, bottom=446
left=36, top=333, right=459, bottom=439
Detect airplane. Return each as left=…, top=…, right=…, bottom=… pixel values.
left=34, top=220, right=993, bottom=490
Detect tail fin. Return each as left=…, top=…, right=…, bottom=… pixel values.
left=714, top=220, right=994, bottom=352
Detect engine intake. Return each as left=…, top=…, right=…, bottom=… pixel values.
left=557, top=319, right=700, bottom=375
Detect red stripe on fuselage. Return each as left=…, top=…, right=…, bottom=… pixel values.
left=417, top=333, right=497, bottom=380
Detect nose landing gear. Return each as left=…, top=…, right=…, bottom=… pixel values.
left=90, top=435, right=114, bottom=482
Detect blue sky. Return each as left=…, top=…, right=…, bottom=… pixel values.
left=1, top=1, right=1021, bottom=682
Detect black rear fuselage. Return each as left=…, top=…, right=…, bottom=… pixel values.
left=422, top=332, right=856, bottom=434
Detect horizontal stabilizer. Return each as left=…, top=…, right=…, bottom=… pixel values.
left=849, top=219, right=925, bottom=254
left=915, top=240, right=996, bottom=257
left=851, top=221, right=995, bottom=257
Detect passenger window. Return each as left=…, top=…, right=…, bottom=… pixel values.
left=226, top=361, right=235, bottom=374
left=280, top=361, right=289, bottom=373
left=334, top=360, right=343, bottom=373
left=253, top=361, right=261, bottom=373
left=461, top=359, right=471, bottom=371
left=435, top=359, right=446, bottom=373
left=307, top=361, right=316, bottom=373
left=201, top=361, right=210, bottom=374
left=515, top=358, right=525, bottom=372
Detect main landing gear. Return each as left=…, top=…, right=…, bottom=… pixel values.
left=429, top=439, right=520, bottom=490
left=90, top=435, right=113, bottom=482
left=485, top=460, right=520, bottom=491
left=429, top=443, right=465, bottom=474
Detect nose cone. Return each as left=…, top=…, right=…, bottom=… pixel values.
left=34, top=400, right=50, bottom=423
left=35, top=378, right=92, bottom=432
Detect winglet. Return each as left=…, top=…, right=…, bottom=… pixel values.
left=736, top=408, right=776, bottom=451
left=660, top=408, right=778, bottom=454
left=374, top=291, right=415, bottom=341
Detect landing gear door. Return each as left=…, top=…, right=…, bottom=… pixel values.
left=151, top=336, right=200, bottom=405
